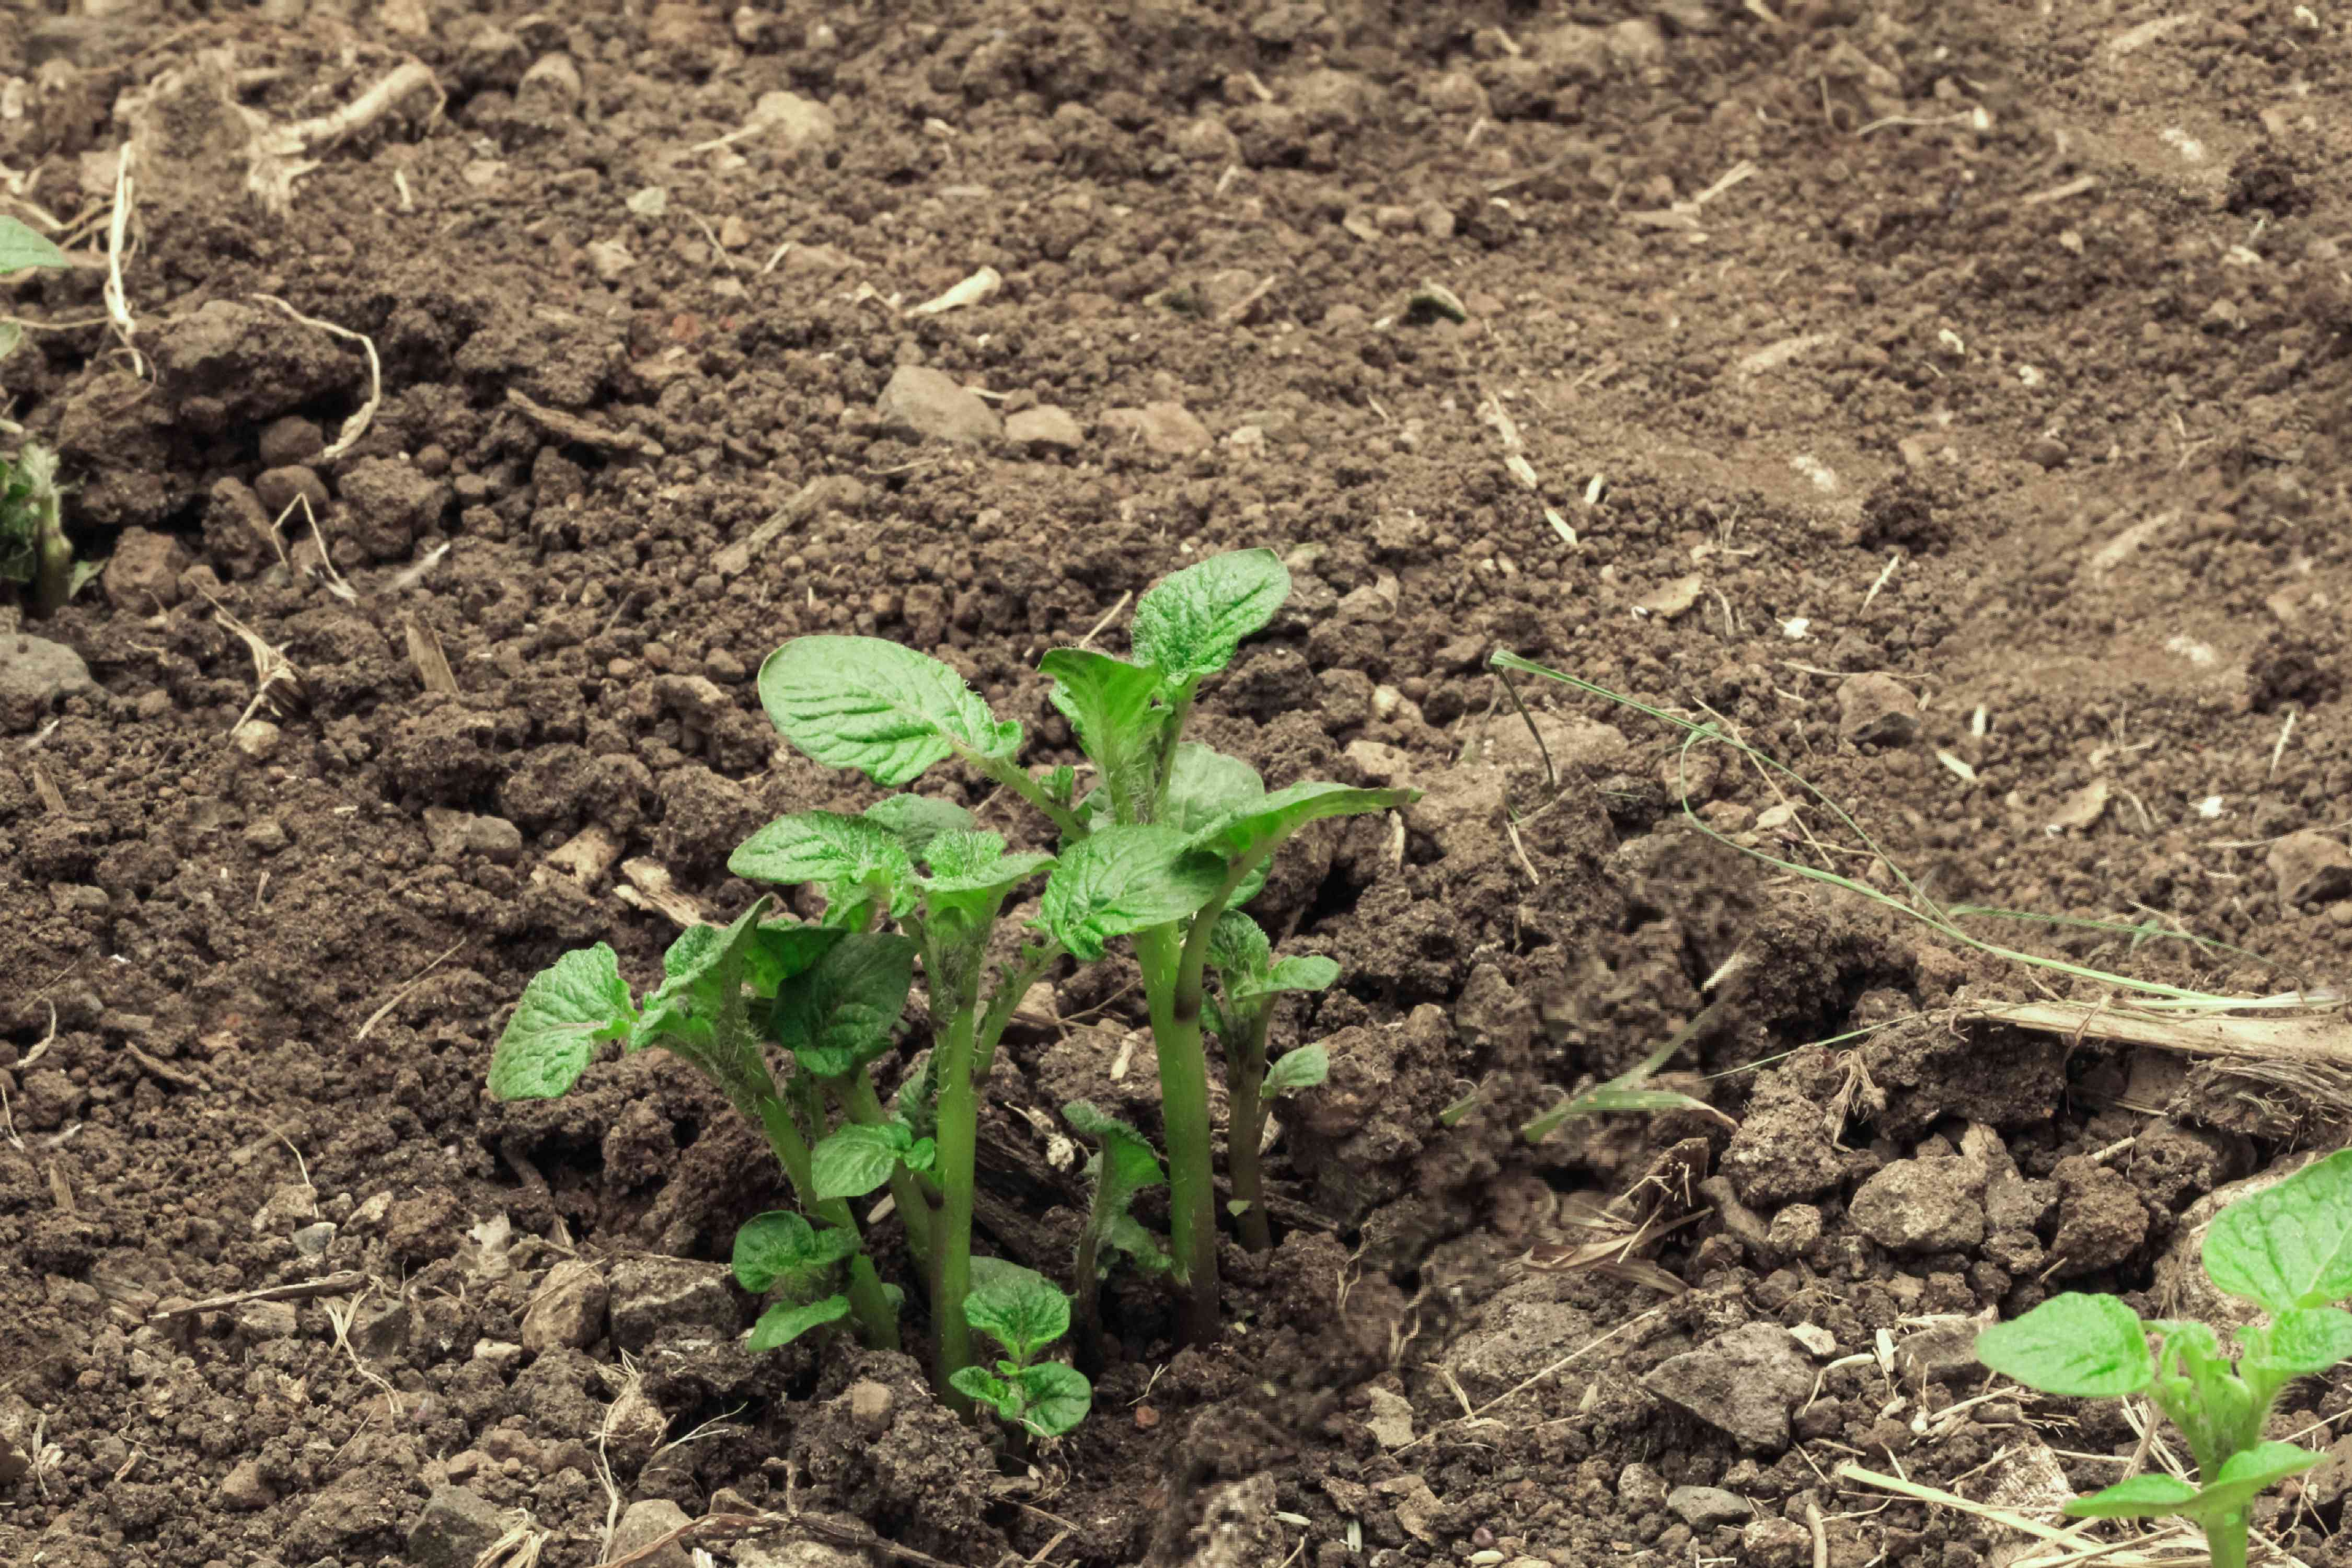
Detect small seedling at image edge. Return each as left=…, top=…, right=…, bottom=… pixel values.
left=1975, top=1149, right=2352, bottom=1568
left=488, top=550, right=1413, bottom=1426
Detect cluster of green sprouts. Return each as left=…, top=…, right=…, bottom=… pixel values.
left=1976, top=1150, right=2352, bottom=1568
left=489, top=550, right=1412, bottom=1431
left=3, top=219, right=100, bottom=616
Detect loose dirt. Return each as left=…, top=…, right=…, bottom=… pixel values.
left=5, top=1, right=2352, bottom=1565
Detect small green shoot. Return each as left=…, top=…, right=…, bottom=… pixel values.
left=1975, top=1149, right=2352, bottom=1568
left=0, top=442, right=93, bottom=618
left=1202, top=910, right=1336, bottom=1250
left=1063, top=1100, right=1170, bottom=1364
left=947, top=1259, right=1093, bottom=1438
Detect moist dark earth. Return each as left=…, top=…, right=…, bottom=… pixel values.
left=6, top=0, right=2352, bottom=1565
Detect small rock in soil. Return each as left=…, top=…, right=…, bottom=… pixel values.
left=2268, top=829, right=2352, bottom=908
left=1720, top=1099, right=1845, bottom=1206
left=1101, top=400, right=1212, bottom=455
left=2047, top=1155, right=2149, bottom=1275
left=1642, top=1321, right=1814, bottom=1452
left=19, top=1068, right=84, bottom=1131
left=1766, top=1202, right=1823, bottom=1261
left=1004, top=404, right=1085, bottom=453
left=1439, top=1276, right=1596, bottom=1397
left=1667, top=1485, right=1754, bottom=1529
left=258, top=416, right=325, bottom=467
left=755, top=90, right=837, bottom=156
left=1893, top=1318, right=1984, bottom=1383
left=1849, top=1155, right=1986, bottom=1252
left=0, top=635, right=98, bottom=725
left=232, top=719, right=283, bottom=759
left=220, top=1456, right=276, bottom=1510
left=521, top=1258, right=609, bottom=1353
left=100, top=526, right=192, bottom=609
left=339, top=456, right=449, bottom=561
left=154, top=300, right=363, bottom=430
left=609, top=1255, right=738, bottom=1350
left=255, top=465, right=331, bottom=520
left=875, top=365, right=1000, bottom=446
left=1742, top=1516, right=1815, bottom=1567
left=292, top=1221, right=336, bottom=1258
left=737, top=1538, right=869, bottom=1568
left=407, top=1485, right=508, bottom=1568
left=422, top=807, right=525, bottom=863
left=1836, top=672, right=1921, bottom=745
left=610, top=1499, right=693, bottom=1568
left=846, top=1378, right=893, bottom=1434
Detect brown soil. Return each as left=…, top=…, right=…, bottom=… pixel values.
left=6, top=1, right=2352, bottom=1565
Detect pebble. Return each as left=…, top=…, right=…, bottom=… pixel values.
left=1667, top=1485, right=1753, bottom=1530
left=291, top=1221, right=337, bottom=1258
left=587, top=240, right=636, bottom=283
left=875, top=366, right=1001, bottom=446
left=2268, top=829, right=2352, bottom=908
left=1641, top=1322, right=1814, bottom=1452
left=517, top=53, right=583, bottom=112
left=754, top=90, right=837, bottom=157
left=609, top=1500, right=694, bottom=1568
left=257, top=416, right=325, bottom=467
left=220, top=1458, right=276, bottom=1510
left=254, top=466, right=330, bottom=521
left=1849, top=1156, right=1987, bottom=1252
left=244, top=818, right=291, bottom=854
left=1005, top=404, right=1085, bottom=453
left=0, top=635, right=98, bottom=720
left=521, top=1258, right=609, bottom=1353
left=407, top=1485, right=508, bottom=1568
left=1101, top=400, right=1211, bottom=455
left=1835, top=672, right=1921, bottom=746
left=101, top=526, right=192, bottom=610
left=847, top=1379, right=894, bottom=1434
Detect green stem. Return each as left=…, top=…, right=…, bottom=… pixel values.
left=2202, top=1513, right=2249, bottom=1568
left=32, top=508, right=71, bottom=618
left=972, top=941, right=1064, bottom=1081
left=1072, top=1181, right=1109, bottom=1376
left=1228, top=1006, right=1274, bottom=1252
left=978, top=754, right=1088, bottom=841
left=836, top=1069, right=938, bottom=1263
left=755, top=1095, right=900, bottom=1353
left=1137, top=923, right=1220, bottom=1347
left=1145, top=684, right=1197, bottom=824
left=933, top=1005, right=981, bottom=1409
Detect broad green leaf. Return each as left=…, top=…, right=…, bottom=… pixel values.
left=964, top=1258, right=1072, bottom=1362
left=1206, top=910, right=1272, bottom=982
left=1976, top=1293, right=2153, bottom=1398
left=1161, top=743, right=1265, bottom=836
left=810, top=1123, right=907, bottom=1200
left=627, top=904, right=785, bottom=1113
left=729, top=811, right=917, bottom=916
left=2177, top=1441, right=2325, bottom=1519
left=488, top=944, right=636, bottom=1100
left=1131, top=550, right=1290, bottom=685
left=2062, top=1473, right=2200, bottom=1519
left=748, top=1294, right=851, bottom=1351
left=1105, top=1212, right=1173, bottom=1274
left=1190, top=781, right=1415, bottom=867
left=903, top=1135, right=936, bottom=1174
left=2253, top=1306, right=2352, bottom=1380
left=1040, top=648, right=1165, bottom=818
left=1012, top=1362, right=1093, bottom=1436
left=1236, top=954, right=1342, bottom=999
left=775, top=931, right=915, bottom=1077
left=949, top=1365, right=1020, bottom=1422
left=2203, top=1148, right=2352, bottom=1313
left=760, top=636, right=1020, bottom=786
left=921, top=830, right=1057, bottom=908
left=926, top=829, right=1008, bottom=880
left=1064, top=1101, right=1165, bottom=1197
left=731, top=1210, right=859, bottom=1293
left=743, top=923, right=846, bottom=997
left=1262, top=1043, right=1330, bottom=1097
left=863, top=794, right=975, bottom=854
left=0, top=217, right=71, bottom=276
left=1040, top=824, right=1226, bottom=960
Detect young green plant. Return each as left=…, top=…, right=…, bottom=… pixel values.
left=1062, top=1100, right=1170, bottom=1366
left=1201, top=912, right=1336, bottom=1251
left=0, top=442, right=93, bottom=617
left=1975, top=1149, right=2352, bottom=1568
left=948, top=1258, right=1093, bottom=1438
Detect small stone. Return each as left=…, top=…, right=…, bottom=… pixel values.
left=610, top=1500, right=693, bottom=1568
left=253, top=466, right=330, bottom=522
left=232, top=719, right=282, bottom=760
left=2028, top=434, right=2070, bottom=469
left=1667, top=1486, right=1754, bottom=1530
left=1101, top=400, right=1212, bottom=455
left=457, top=26, right=528, bottom=89
left=1742, top=1516, right=1815, bottom=1568
left=1850, top=1157, right=1986, bottom=1252
left=337, top=456, right=447, bottom=562
left=421, top=807, right=524, bottom=862
left=0, top=635, right=98, bottom=724
left=20, top=1068, right=85, bottom=1131
left=1766, top=1203, right=1824, bottom=1261
left=1836, top=672, right=1921, bottom=746
left=2268, top=830, right=2352, bottom=908
left=220, top=1457, right=276, bottom=1510
left=587, top=240, right=636, bottom=283
left=521, top=1258, right=609, bottom=1354
left=846, top=1379, right=894, bottom=1435
left=1642, top=1322, right=1814, bottom=1452
left=718, top=214, right=751, bottom=250
left=244, top=818, right=291, bottom=854
left=1005, top=405, right=1085, bottom=453
left=1606, top=16, right=1668, bottom=68
left=101, top=526, right=193, bottom=609
left=234, top=1299, right=301, bottom=1340
left=754, top=90, right=837, bottom=157
left=291, top=1221, right=337, bottom=1258
left=518, top=53, right=584, bottom=111
left=257, top=416, right=325, bottom=467
left=473, top=1340, right=525, bottom=1374
left=875, top=366, right=1001, bottom=446
left=407, top=1485, right=508, bottom=1568
left=609, top=1256, right=737, bottom=1351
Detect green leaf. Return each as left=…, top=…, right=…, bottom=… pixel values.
left=742, top=922, right=846, bottom=997
left=903, top=1136, right=936, bottom=1174
left=0, top=217, right=71, bottom=276
left=1131, top=550, right=1291, bottom=685
left=731, top=1210, right=859, bottom=1294
left=2203, top=1148, right=2352, bottom=1313
left=964, top=1258, right=1072, bottom=1362
left=863, top=794, right=976, bottom=854
left=2061, top=1473, right=2200, bottom=1519
left=1206, top=910, right=1272, bottom=982
left=775, top=931, right=915, bottom=1077
left=1105, top=1211, right=1173, bottom=1274
left=1237, top=954, right=1342, bottom=999
left=1039, top=824, right=1227, bottom=960
left=810, top=1124, right=907, bottom=1200
left=1976, top=1293, right=2154, bottom=1398
left=65, top=555, right=104, bottom=600
left=488, top=945, right=636, bottom=1100
left=922, top=830, right=1057, bottom=903
left=926, top=829, right=1007, bottom=880
left=1011, top=1362, right=1093, bottom=1436
left=748, top=1294, right=851, bottom=1352
left=1041, top=648, right=1165, bottom=818
left=1262, top=1043, right=1330, bottom=1097
left=2253, top=1306, right=2352, bottom=1380
left=948, top=1365, right=1020, bottom=1422
left=759, top=636, right=1020, bottom=787
left=1189, top=780, right=1415, bottom=867
left=1065, top=1101, right=1164, bottom=1195
left=729, top=811, right=917, bottom=916
left=2179, top=1441, right=2325, bottom=1518
left=1160, top=744, right=1266, bottom=836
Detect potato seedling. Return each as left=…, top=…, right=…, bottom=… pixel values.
left=490, top=550, right=1412, bottom=1422
left=948, top=1259, right=1093, bottom=1438
left=0, top=442, right=94, bottom=617
left=1976, top=1149, right=2352, bottom=1568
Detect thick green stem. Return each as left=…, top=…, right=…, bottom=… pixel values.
left=1228, top=1007, right=1274, bottom=1252
left=1137, top=924, right=1221, bottom=1347
left=836, top=1070, right=938, bottom=1263
left=755, top=1096, right=900, bottom=1352
left=1071, top=1185, right=1109, bottom=1376
left=932, top=1006, right=981, bottom=1408
left=2201, top=1513, right=2249, bottom=1568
